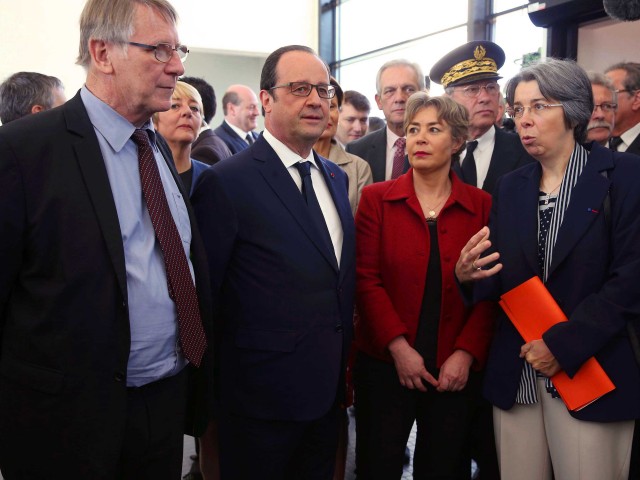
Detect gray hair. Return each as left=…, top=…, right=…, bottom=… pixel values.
left=76, top=0, right=178, bottom=68
left=0, top=72, right=64, bottom=124
left=375, top=59, right=425, bottom=95
left=605, top=62, right=640, bottom=93
left=587, top=71, right=617, bottom=103
left=505, top=58, right=593, bottom=143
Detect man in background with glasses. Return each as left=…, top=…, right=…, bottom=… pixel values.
left=586, top=72, right=618, bottom=147
left=191, top=45, right=354, bottom=480
left=431, top=40, right=534, bottom=196
left=605, top=62, right=640, bottom=156
left=0, top=0, right=212, bottom=478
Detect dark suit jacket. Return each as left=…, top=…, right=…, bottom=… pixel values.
left=474, top=142, right=640, bottom=422
left=355, top=171, right=496, bottom=368
left=0, top=92, right=213, bottom=478
left=453, top=127, right=535, bottom=195
left=345, top=128, right=410, bottom=183
left=191, top=135, right=355, bottom=422
left=212, top=120, right=258, bottom=155
left=625, top=129, right=640, bottom=156
left=191, top=128, right=233, bottom=166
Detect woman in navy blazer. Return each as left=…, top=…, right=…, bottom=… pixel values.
left=457, top=59, right=640, bottom=479
left=154, top=81, right=210, bottom=196
left=355, top=94, right=496, bottom=479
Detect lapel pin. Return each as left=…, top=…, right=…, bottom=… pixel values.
left=330, top=172, right=335, bottom=179
left=587, top=208, right=599, bottom=214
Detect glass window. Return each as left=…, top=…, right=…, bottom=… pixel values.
left=492, top=7, right=546, bottom=90
left=337, top=26, right=468, bottom=112
left=338, top=0, right=468, bottom=60
left=492, top=0, right=529, bottom=14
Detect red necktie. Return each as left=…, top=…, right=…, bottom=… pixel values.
left=131, top=129, right=207, bottom=367
left=391, top=137, right=406, bottom=179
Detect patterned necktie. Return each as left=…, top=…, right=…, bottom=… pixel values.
left=461, top=140, right=479, bottom=187
left=609, top=136, right=622, bottom=152
left=245, top=133, right=254, bottom=145
left=391, top=137, right=406, bottom=179
left=294, top=161, right=335, bottom=258
left=131, top=129, right=207, bottom=367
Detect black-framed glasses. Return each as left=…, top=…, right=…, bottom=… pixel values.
left=455, top=82, right=500, bottom=98
left=269, top=82, right=336, bottom=99
left=128, top=42, right=189, bottom=63
left=593, top=102, right=617, bottom=113
left=507, top=103, right=563, bottom=118
left=615, top=89, right=638, bottom=95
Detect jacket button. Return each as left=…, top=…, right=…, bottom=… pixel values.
left=114, top=372, right=125, bottom=382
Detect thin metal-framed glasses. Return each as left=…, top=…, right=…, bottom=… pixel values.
left=269, top=82, right=336, bottom=99
left=593, top=102, right=617, bottom=113
left=507, top=103, right=563, bottom=119
left=128, top=42, right=189, bottom=63
left=455, top=82, right=500, bottom=98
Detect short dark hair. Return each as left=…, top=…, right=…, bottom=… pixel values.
left=330, top=77, right=344, bottom=107
left=260, top=45, right=326, bottom=93
left=506, top=58, right=593, bottom=143
left=181, top=76, right=217, bottom=123
left=343, top=90, right=370, bottom=113
left=0, top=71, right=64, bottom=124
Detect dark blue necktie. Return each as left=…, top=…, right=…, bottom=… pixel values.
left=294, top=161, right=335, bottom=258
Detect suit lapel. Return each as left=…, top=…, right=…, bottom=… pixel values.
left=65, top=94, right=128, bottom=300
left=254, top=139, right=340, bottom=271
left=369, top=129, right=387, bottom=182
left=547, top=152, right=611, bottom=277
left=511, top=167, right=541, bottom=275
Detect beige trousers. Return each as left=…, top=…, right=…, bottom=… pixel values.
left=494, top=378, right=635, bottom=480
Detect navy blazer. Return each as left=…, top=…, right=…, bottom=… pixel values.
left=476, top=142, right=640, bottom=422
left=191, top=134, right=355, bottom=422
left=0, top=92, right=213, bottom=476
left=212, top=120, right=259, bottom=155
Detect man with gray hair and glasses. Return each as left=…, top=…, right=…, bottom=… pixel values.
left=606, top=62, right=640, bottom=155
left=0, top=71, right=66, bottom=124
left=0, top=0, right=212, bottom=478
left=431, top=40, right=534, bottom=195
left=346, top=59, right=424, bottom=182
left=586, top=71, right=618, bottom=147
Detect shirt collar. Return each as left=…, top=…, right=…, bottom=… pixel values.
left=225, top=119, right=251, bottom=139
left=262, top=128, right=316, bottom=169
left=81, top=86, right=156, bottom=152
left=386, top=126, right=402, bottom=150
left=474, top=124, right=496, bottom=152
left=620, top=121, right=640, bottom=148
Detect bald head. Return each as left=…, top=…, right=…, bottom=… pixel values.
left=222, top=84, right=260, bottom=133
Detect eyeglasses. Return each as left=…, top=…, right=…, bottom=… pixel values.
left=269, top=82, right=336, bottom=99
left=593, top=102, right=617, bottom=112
left=455, top=82, right=500, bottom=98
left=615, top=89, right=638, bottom=96
left=128, top=42, right=189, bottom=63
left=507, top=103, right=563, bottom=118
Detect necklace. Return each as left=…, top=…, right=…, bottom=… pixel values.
left=422, top=188, right=451, bottom=221
left=540, top=181, right=562, bottom=205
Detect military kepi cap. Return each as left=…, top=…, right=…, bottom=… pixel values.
left=430, top=41, right=505, bottom=88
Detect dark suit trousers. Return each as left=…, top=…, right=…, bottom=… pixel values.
left=119, top=367, right=188, bottom=480
left=218, top=404, right=341, bottom=480
left=354, top=352, right=479, bottom=480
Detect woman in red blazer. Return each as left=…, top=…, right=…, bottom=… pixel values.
left=354, top=93, right=496, bottom=479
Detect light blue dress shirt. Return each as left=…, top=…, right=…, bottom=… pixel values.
left=81, top=87, right=191, bottom=387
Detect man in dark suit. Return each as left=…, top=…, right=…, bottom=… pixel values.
left=0, top=1, right=212, bottom=478
left=181, top=76, right=232, bottom=166
left=346, top=59, right=424, bottom=182
left=0, top=71, right=66, bottom=124
left=430, top=41, right=535, bottom=196
left=606, top=62, right=640, bottom=156
left=213, top=84, right=260, bottom=154
left=192, top=45, right=355, bottom=480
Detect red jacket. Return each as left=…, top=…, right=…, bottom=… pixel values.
left=355, top=169, right=496, bottom=369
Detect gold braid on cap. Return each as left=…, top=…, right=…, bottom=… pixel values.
left=440, top=45, right=498, bottom=87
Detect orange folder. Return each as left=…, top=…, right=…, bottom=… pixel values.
left=499, top=276, right=615, bottom=411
